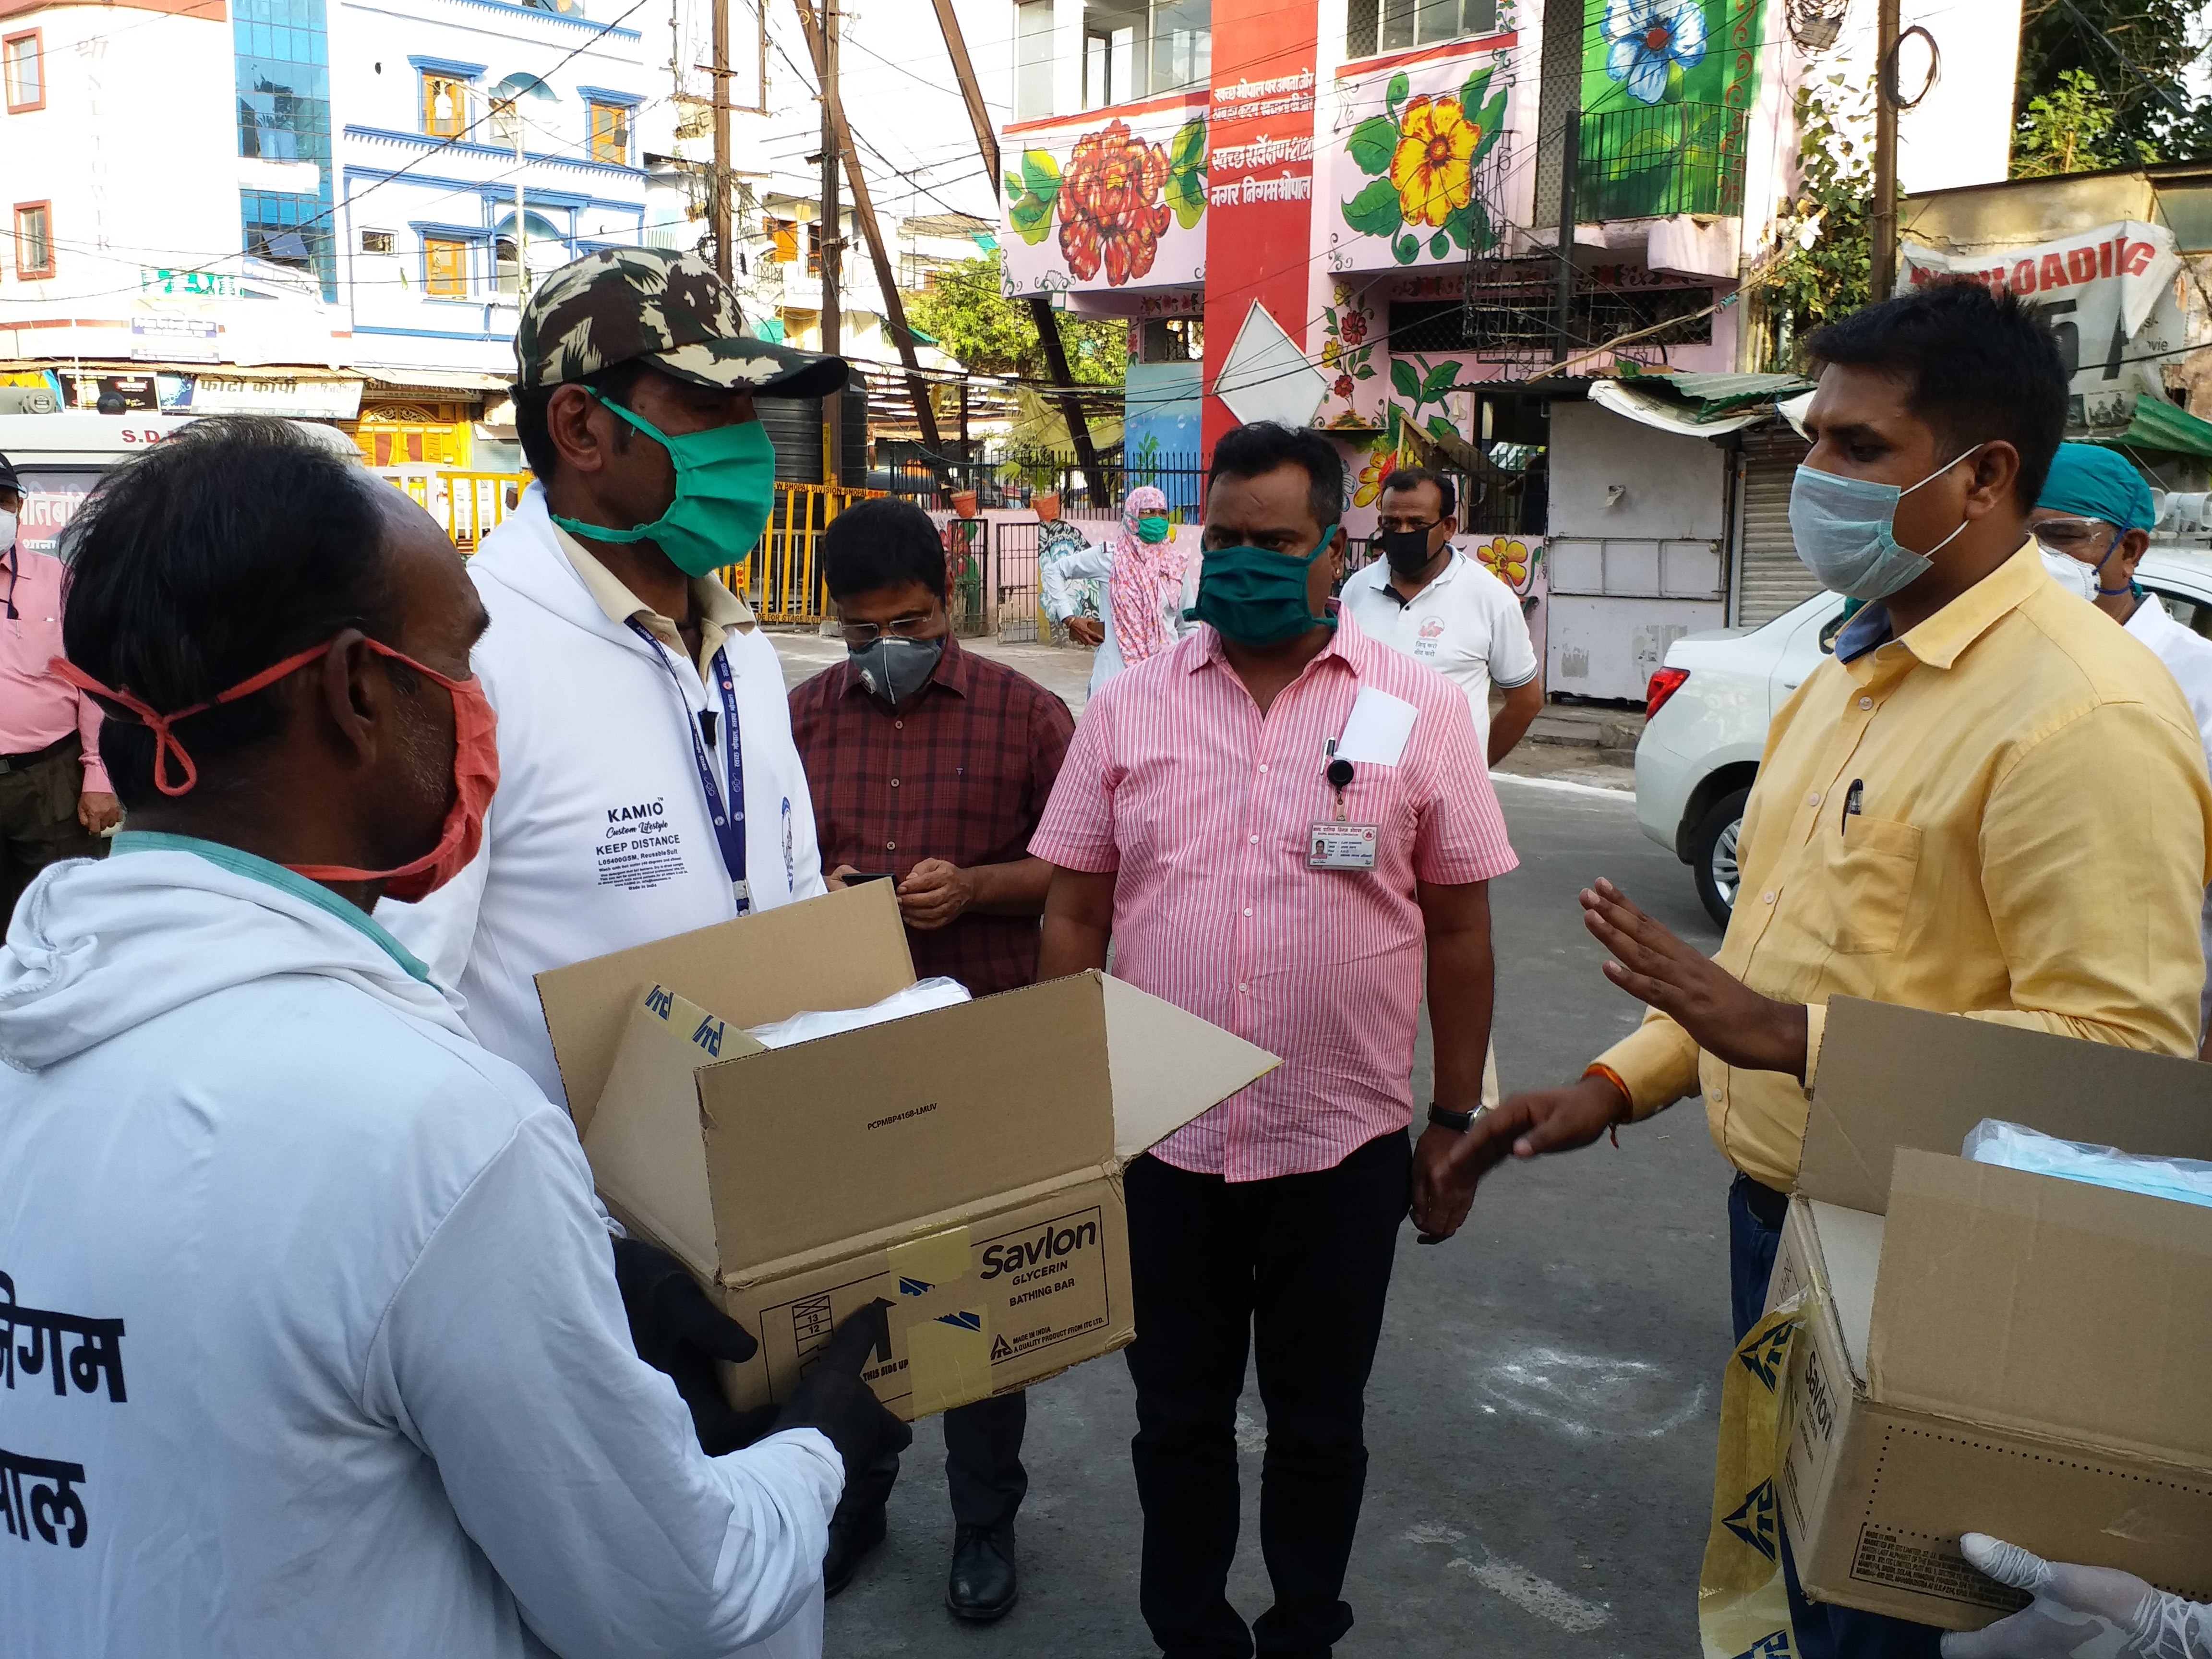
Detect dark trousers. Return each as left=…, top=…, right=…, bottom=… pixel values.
left=1124, top=1130, right=1412, bottom=1659
left=0, top=742, right=104, bottom=929
left=1728, top=1174, right=1942, bottom=1659
left=830, top=1391, right=1028, bottom=1534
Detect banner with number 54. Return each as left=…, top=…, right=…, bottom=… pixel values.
left=1899, top=219, right=2184, bottom=434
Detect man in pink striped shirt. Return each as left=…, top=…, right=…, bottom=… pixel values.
left=0, top=452, right=117, bottom=926
left=1033, top=422, right=1516, bottom=1659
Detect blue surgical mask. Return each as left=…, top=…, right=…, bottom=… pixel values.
left=1787, top=450, right=1982, bottom=601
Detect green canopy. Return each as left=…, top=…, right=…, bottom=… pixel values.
left=2090, top=394, right=2212, bottom=461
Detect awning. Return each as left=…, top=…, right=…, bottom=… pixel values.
left=1588, top=377, right=1770, bottom=437
left=2091, top=394, right=2212, bottom=461
left=361, top=370, right=513, bottom=396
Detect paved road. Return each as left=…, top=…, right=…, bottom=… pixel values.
left=786, top=747, right=1731, bottom=1659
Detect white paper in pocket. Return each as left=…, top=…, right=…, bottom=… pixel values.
left=1334, top=687, right=1419, bottom=767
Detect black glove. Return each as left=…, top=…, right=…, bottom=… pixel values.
left=610, top=1236, right=767, bottom=1456
left=770, top=1300, right=914, bottom=1486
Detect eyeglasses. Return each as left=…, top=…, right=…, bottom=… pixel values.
left=839, top=613, right=938, bottom=647
left=1375, top=517, right=1443, bottom=536
left=2031, top=517, right=2117, bottom=555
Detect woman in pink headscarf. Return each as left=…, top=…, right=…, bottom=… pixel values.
left=1040, top=485, right=1188, bottom=697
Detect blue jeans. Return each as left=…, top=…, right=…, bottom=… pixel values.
left=1729, top=1175, right=1943, bottom=1659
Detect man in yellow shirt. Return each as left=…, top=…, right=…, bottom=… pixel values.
left=1415, top=282, right=2212, bottom=1658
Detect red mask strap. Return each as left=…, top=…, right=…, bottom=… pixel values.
left=48, top=641, right=338, bottom=798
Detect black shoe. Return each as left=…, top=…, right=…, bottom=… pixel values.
left=946, top=1523, right=1018, bottom=1622
left=823, top=1503, right=887, bottom=1599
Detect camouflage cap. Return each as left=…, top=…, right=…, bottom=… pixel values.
left=514, top=246, right=847, bottom=399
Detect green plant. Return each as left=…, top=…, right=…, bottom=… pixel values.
left=2012, top=67, right=2159, bottom=176
left=1761, top=75, right=1879, bottom=366
left=2017, top=0, right=2207, bottom=159
left=907, top=254, right=1126, bottom=387
left=1340, top=66, right=1505, bottom=264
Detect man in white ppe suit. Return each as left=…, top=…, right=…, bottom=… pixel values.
left=383, top=247, right=834, bottom=1109
left=0, top=417, right=905, bottom=1659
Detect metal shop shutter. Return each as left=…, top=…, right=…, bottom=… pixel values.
left=1733, top=426, right=1817, bottom=627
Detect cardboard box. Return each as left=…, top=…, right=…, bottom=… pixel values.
left=537, top=882, right=1279, bottom=1421
left=1763, top=997, right=2212, bottom=1629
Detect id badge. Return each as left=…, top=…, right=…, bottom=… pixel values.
left=1308, top=822, right=1380, bottom=871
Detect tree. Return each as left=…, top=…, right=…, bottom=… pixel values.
left=2015, top=0, right=2207, bottom=159
left=1760, top=75, right=1880, bottom=367
left=906, top=253, right=1128, bottom=388
left=2012, top=68, right=2161, bottom=177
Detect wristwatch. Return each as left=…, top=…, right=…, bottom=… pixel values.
left=1427, top=1101, right=1477, bottom=1133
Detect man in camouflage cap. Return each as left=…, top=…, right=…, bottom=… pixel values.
left=514, top=245, right=847, bottom=399
left=382, top=249, right=882, bottom=1637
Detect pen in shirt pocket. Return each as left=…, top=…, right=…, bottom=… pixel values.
left=1840, top=778, right=1863, bottom=833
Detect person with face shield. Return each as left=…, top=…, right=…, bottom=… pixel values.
left=0, top=417, right=907, bottom=1659
left=787, top=496, right=1074, bottom=1613
left=0, top=448, right=120, bottom=924
left=1033, top=422, right=1516, bottom=1659
left=1039, top=484, right=1192, bottom=693
left=2032, top=443, right=2212, bottom=1052
left=1339, top=465, right=1542, bottom=765
left=1430, top=283, right=2212, bottom=1659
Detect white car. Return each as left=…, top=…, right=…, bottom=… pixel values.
left=1635, top=549, right=2212, bottom=926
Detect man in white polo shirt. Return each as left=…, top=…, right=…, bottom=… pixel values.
left=1341, top=466, right=1541, bottom=766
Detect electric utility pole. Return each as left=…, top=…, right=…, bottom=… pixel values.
left=929, top=0, right=1104, bottom=505
left=818, top=0, right=842, bottom=484
left=793, top=0, right=944, bottom=458
left=710, top=0, right=731, bottom=281
left=1870, top=0, right=1899, bottom=298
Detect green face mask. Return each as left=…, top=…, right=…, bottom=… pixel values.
left=1185, top=539, right=1338, bottom=647
left=1136, top=514, right=1171, bottom=544
left=550, top=393, right=777, bottom=579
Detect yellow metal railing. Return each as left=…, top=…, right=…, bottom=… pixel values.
left=388, top=470, right=530, bottom=554
left=381, top=472, right=878, bottom=613
left=732, top=481, right=886, bottom=623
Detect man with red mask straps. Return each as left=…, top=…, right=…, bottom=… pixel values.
left=0, top=417, right=906, bottom=1659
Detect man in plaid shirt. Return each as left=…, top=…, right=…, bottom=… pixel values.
left=787, top=495, right=1075, bottom=1622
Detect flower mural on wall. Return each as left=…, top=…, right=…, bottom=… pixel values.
left=1341, top=66, right=1507, bottom=264
left=1474, top=536, right=1535, bottom=593
left=1314, top=281, right=1384, bottom=429
left=1602, top=0, right=1707, bottom=105
left=1389, top=96, right=1481, bottom=227
left=1004, top=118, right=1207, bottom=288
left=1353, top=450, right=1398, bottom=507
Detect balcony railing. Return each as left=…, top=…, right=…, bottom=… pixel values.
left=1576, top=101, right=1747, bottom=222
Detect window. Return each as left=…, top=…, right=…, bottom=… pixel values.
left=13, top=202, right=52, bottom=278
left=1348, top=0, right=1498, bottom=55
left=494, top=235, right=520, bottom=293
left=360, top=228, right=395, bottom=254
left=489, top=97, right=520, bottom=146
left=763, top=216, right=799, bottom=264
left=1014, top=0, right=1054, bottom=120
left=1149, top=0, right=1208, bottom=90
left=424, top=237, right=467, bottom=296
left=3, top=31, right=42, bottom=113
left=235, top=0, right=335, bottom=298
left=421, top=72, right=468, bottom=137
left=588, top=99, right=630, bottom=164
left=807, top=221, right=820, bottom=277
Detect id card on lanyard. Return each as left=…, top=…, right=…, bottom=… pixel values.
left=628, top=621, right=750, bottom=912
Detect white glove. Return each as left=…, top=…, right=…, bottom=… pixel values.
left=1940, top=1534, right=2212, bottom=1659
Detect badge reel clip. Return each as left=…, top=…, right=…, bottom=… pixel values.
left=1308, top=742, right=1380, bottom=872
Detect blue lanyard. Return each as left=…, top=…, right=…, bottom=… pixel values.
left=627, top=621, right=746, bottom=902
